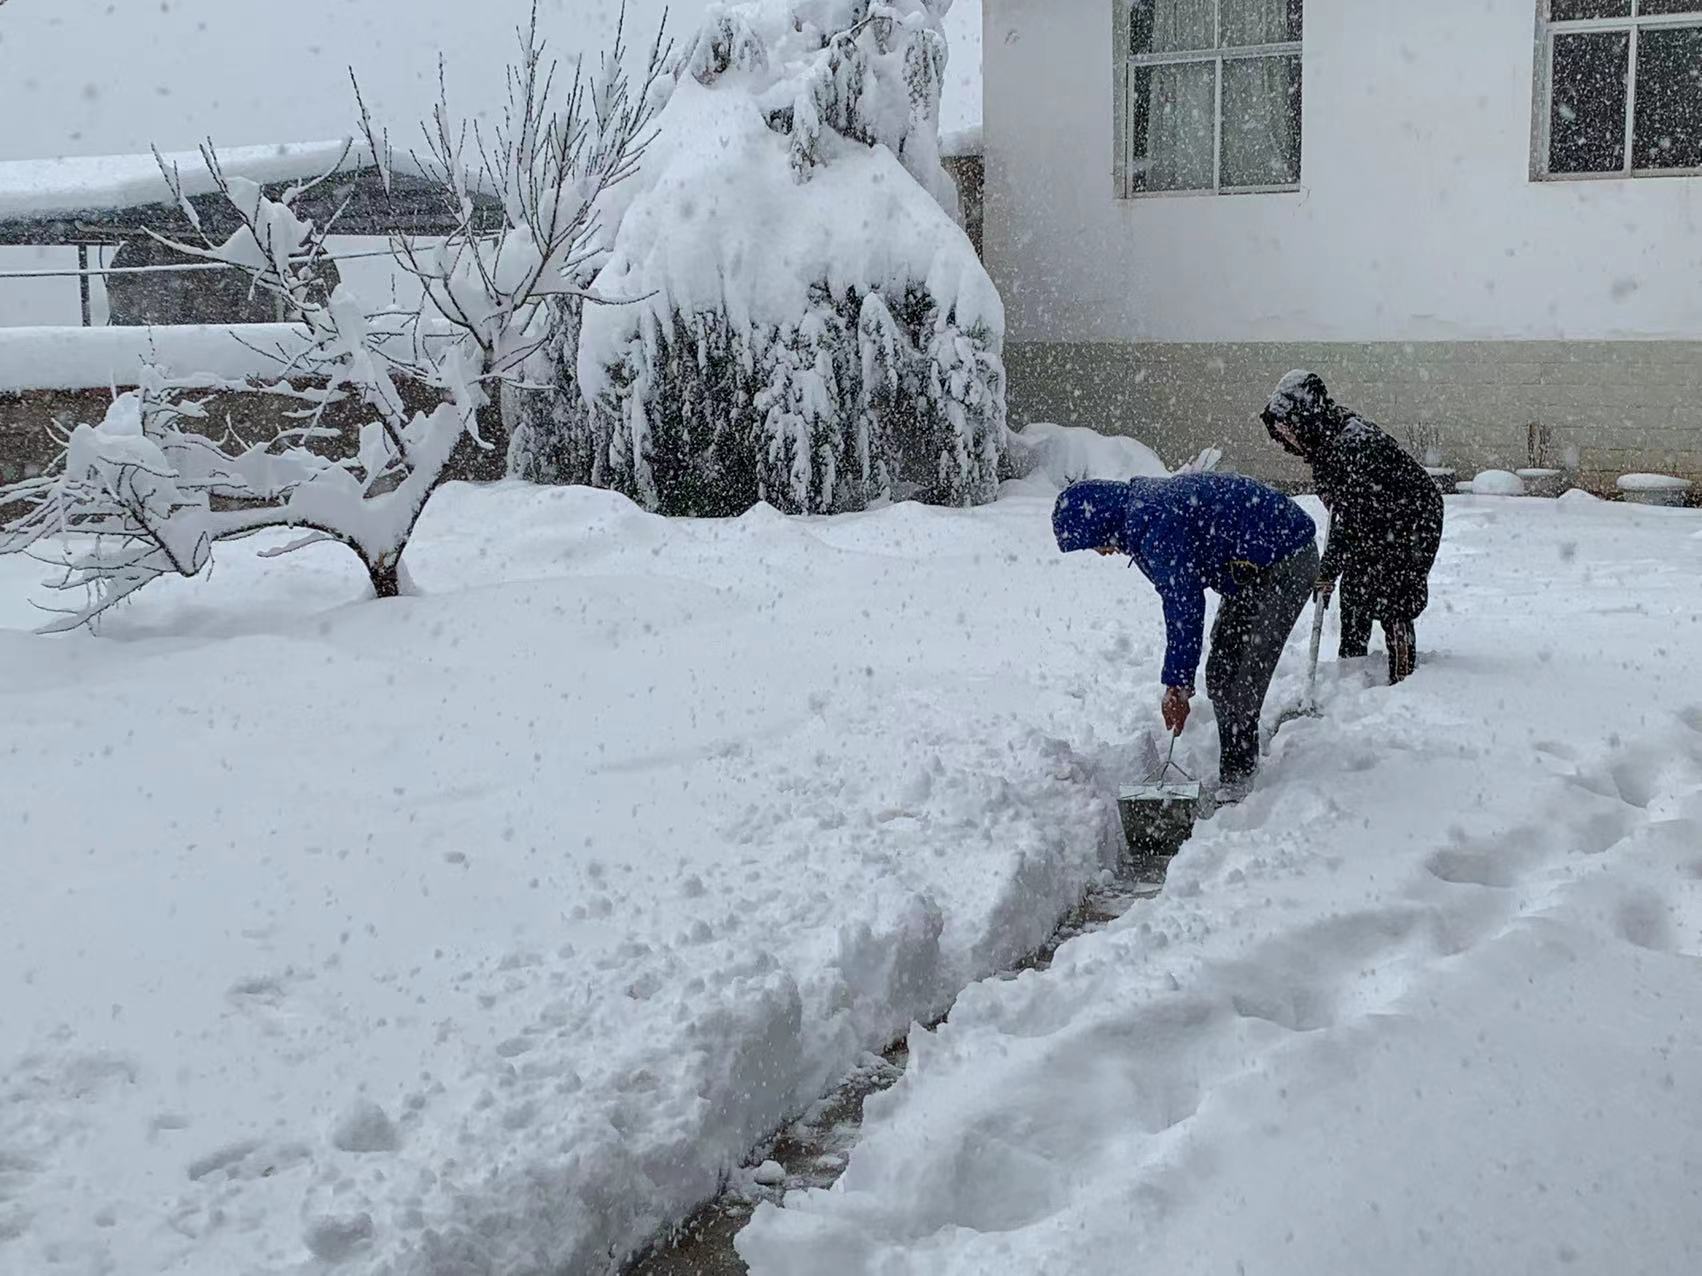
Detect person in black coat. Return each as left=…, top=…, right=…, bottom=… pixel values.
left=1259, top=370, right=1444, bottom=684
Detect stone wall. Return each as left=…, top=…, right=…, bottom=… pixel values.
left=1006, top=340, right=1702, bottom=493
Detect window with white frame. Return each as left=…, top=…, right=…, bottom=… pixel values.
left=1119, top=0, right=1303, bottom=195
left=1540, top=1, right=1702, bottom=177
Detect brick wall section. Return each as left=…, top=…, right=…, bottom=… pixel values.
left=0, top=381, right=505, bottom=485
left=1006, top=341, right=1702, bottom=493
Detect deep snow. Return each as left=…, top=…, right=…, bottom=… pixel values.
left=1, top=476, right=1133, bottom=1275
left=4, top=481, right=1700, bottom=1275
left=739, top=494, right=1702, bottom=1275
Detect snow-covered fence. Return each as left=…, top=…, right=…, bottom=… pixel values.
left=0, top=324, right=314, bottom=392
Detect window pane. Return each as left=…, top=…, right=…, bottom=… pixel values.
left=1130, top=60, right=1217, bottom=191
left=1221, top=0, right=1303, bottom=47
left=1222, top=55, right=1302, bottom=185
left=1550, top=1, right=1631, bottom=18
left=1638, top=2, right=1702, bottom=16
left=1633, top=26, right=1702, bottom=168
left=1549, top=31, right=1629, bottom=172
left=1129, top=0, right=1215, bottom=56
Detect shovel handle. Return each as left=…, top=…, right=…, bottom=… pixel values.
left=1302, top=514, right=1332, bottom=708
left=1150, top=733, right=1198, bottom=785
left=1302, top=595, right=1326, bottom=708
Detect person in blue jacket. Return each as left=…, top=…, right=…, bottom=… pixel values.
left=1053, top=474, right=1320, bottom=797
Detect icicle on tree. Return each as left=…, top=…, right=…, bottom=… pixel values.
left=512, top=0, right=1006, bottom=515
left=0, top=9, right=667, bottom=627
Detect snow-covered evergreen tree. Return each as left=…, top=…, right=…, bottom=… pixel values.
left=514, top=0, right=1005, bottom=515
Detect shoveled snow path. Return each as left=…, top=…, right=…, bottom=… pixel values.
left=737, top=494, right=1702, bottom=1275
left=2, top=480, right=1158, bottom=1276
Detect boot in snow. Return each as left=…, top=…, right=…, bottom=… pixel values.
left=1386, top=619, right=1416, bottom=684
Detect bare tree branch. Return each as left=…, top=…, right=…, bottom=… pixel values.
left=1, top=7, right=670, bottom=626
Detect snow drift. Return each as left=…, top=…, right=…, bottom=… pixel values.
left=1004, top=421, right=1170, bottom=490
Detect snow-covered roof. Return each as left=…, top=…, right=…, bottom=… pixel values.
left=0, top=141, right=361, bottom=224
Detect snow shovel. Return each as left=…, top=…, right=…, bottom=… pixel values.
left=1275, top=593, right=1328, bottom=730
left=1118, top=735, right=1201, bottom=860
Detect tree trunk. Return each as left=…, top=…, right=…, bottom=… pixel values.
left=366, top=555, right=403, bottom=598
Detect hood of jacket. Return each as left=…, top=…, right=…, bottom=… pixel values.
left=1052, top=480, right=1133, bottom=554
left=1262, top=369, right=1346, bottom=461
left=1052, top=478, right=1174, bottom=556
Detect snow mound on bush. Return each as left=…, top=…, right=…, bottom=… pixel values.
left=580, top=79, right=1000, bottom=379
left=1467, top=469, right=1526, bottom=496
left=1005, top=422, right=1168, bottom=490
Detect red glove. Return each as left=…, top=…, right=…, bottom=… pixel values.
left=1162, top=686, right=1192, bottom=736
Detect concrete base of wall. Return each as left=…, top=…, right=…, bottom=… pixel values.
left=1006, top=340, right=1702, bottom=492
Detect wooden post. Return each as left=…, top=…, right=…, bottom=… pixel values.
left=77, top=244, right=92, bottom=327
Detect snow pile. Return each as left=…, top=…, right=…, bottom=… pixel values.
left=1618, top=472, right=1692, bottom=490
left=1004, top=421, right=1169, bottom=490
left=520, top=0, right=1004, bottom=515
left=0, top=324, right=313, bottom=391
left=1466, top=468, right=1526, bottom=496
left=739, top=493, right=1702, bottom=1275
left=1618, top=473, right=1693, bottom=507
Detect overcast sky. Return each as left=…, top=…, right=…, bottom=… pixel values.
left=0, top=0, right=981, bottom=162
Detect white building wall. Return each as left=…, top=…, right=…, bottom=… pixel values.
left=985, top=0, right=1702, bottom=345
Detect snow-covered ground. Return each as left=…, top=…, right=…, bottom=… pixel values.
left=740, top=491, right=1702, bottom=1275
left=2, top=476, right=1133, bottom=1275
left=5, top=480, right=1700, bottom=1275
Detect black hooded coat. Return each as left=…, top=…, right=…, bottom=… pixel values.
left=1264, top=375, right=1443, bottom=621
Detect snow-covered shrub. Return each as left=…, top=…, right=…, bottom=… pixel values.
left=0, top=16, right=666, bottom=627
left=506, top=295, right=590, bottom=485
left=513, top=0, right=1005, bottom=515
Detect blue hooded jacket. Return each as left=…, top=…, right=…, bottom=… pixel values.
left=1053, top=475, right=1318, bottom=689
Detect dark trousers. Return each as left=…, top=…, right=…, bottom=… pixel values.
left=1339, top=580, right=1418, bottom=684
left=1205, top=542, right=1319, bottom=782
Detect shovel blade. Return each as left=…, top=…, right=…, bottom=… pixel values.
left=1117, top=782, right=1201, bottom=860
left=1118, top=781, right=1202, bottom=804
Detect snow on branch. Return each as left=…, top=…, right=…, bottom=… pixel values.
left=0, top=4, right=670, bottom=627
